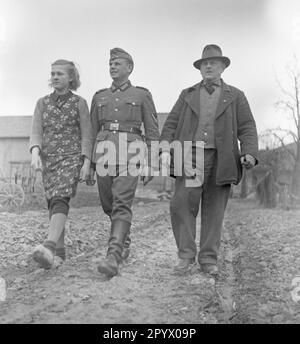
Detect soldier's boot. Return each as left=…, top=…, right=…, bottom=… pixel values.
left=97, top=220, right=130, bottom=278
left=122, top=233, right=131, bottom=260
left=107, top=219, right=131, bottom=260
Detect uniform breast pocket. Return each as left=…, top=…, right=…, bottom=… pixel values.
left=97, top=101, right=109, bottom=121
left=126, top=100, right=142, bottom=121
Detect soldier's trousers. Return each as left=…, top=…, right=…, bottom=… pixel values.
left=170, top=149, right=231, bottom=265
left=96, top=165, right=139, bottom=225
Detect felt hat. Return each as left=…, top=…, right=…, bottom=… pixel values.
left=193, top=44, right=230, bottom=70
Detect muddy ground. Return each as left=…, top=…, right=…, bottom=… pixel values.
left=0, top=185, right=300, bottom=324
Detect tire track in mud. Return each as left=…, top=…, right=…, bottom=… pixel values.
left=224, top=200, right=300, bottom=324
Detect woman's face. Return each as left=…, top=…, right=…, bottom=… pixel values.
left=51, top=65, right=72, bottom=92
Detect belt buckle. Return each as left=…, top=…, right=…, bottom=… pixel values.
left=109, top=123, right=119, bottom=131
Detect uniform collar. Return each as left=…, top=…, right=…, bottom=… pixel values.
left=111, top=80, right=132, bottom=92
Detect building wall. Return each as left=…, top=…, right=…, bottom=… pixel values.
left=0, top=138, right=31, bottom=179
left=0, top=113, right=173, bottom=191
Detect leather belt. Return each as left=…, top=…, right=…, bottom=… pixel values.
left=101, top=122, right=141, bottom=135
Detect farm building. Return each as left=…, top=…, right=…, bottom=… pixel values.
left=0, top=114, right=174, bottom=193
left=0, top=116, right=34, bottom=186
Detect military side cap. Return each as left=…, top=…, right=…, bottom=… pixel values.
left=110, top=47, right=134, bottom=64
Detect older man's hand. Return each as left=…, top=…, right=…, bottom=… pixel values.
left=240, top=154, right=256, bottom=169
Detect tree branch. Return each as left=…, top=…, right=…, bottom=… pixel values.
left=274, top=127, right=298, bottom=143
left=272, top=132, right=296, bottom=160
left=275, top=74, right=295, bottom=102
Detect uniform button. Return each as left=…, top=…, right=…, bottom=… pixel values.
left=115, top=98, right=119, bottom=101
left=204, top=132, right=207, bottom=136
left=115, top=108, right=118, bottom=112
left=114, top=119, right=118, bottom=122
left=132, top=102, right=135, bottom=105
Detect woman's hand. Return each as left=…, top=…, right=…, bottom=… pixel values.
left=31, top=147, right=42, bottom=171
left=79, top=157, right=91, bottom=182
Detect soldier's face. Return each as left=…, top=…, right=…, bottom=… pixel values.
left=51, top=65, right=72, bottom=92
left=200, top=59, right=225, bottom=82
left=109, top=58, right=132, bottom=82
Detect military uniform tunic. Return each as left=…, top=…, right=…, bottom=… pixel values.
left=90, top=81, right=159, bottom=166
left=90, top=81, right=159, bottom=223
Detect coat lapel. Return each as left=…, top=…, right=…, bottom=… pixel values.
left=184, top=83, right=200, bottom=116
left=183, top=81, right=235, bottom=119
left=215, top=81, right=235, bottom=119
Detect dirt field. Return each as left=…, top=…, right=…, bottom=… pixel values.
left=1, top=186, right=300, bottom=324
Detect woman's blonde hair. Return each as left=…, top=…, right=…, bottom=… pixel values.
left=50, top=59, right=81, bottom=91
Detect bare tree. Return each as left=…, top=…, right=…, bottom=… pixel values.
left=272, top=55, right=300, bottom=201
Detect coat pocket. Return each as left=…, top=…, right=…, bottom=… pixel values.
left=126, top=99, right=142, bottom=121
left=97, top=100, right=109, bottom=121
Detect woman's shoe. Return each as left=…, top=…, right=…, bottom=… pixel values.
left=33, top=245, right=54, bottom=269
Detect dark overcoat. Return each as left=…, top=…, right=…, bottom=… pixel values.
left=160, top=80, right=258, bottom=185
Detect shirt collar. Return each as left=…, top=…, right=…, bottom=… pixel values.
left=51, top=90, right=73, bottom=102
left=201, top=79, right=222, bottom=87
left=111, top=80, right=132, bottom=92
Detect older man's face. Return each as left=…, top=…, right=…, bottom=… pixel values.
left=200, top=58, right=225, bottom=82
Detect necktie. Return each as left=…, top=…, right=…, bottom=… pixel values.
left=204, top=82, right=215, bottom=95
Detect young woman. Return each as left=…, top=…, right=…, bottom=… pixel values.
left=30, top=59, right=94, bottom=269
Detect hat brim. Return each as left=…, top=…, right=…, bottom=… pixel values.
left=193, top=56, right=230, bottom=70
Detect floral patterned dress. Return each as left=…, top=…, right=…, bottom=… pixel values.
left=40, top=92, right=84, bottom=199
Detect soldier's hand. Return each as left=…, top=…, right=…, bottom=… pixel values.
left=240, top=154, right=256, bottom=169
left=160, top=152, right=171, bottom=169
left=86, top=167, right=96, bottom=186
left=141, top=165, right=154, bottom=186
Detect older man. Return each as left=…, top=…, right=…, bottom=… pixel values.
left=160, top=44, right=258, bottom=275
left=90, top=48, right=159, bottom=278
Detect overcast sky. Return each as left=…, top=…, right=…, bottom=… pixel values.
left=1, top=0, right=300, bottom=141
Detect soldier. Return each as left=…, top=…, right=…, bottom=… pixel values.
left=90, top=48, right=159, bottom=278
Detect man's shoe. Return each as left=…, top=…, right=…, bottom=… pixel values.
left=173, top=258, right=195, bottom=274
left=53, top=256, right=64, bottom=268
left=33, top=244, right=54, bottom=269
left=97, top=255, right=119, bottom=278
left=200, top=263, right=219, bottom=276
left=122, top=233, right=131, bottom=260
left=121, top=248, right=130, bottom=260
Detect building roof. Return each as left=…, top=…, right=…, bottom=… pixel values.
left=0, top=116, right=32, bottom=138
